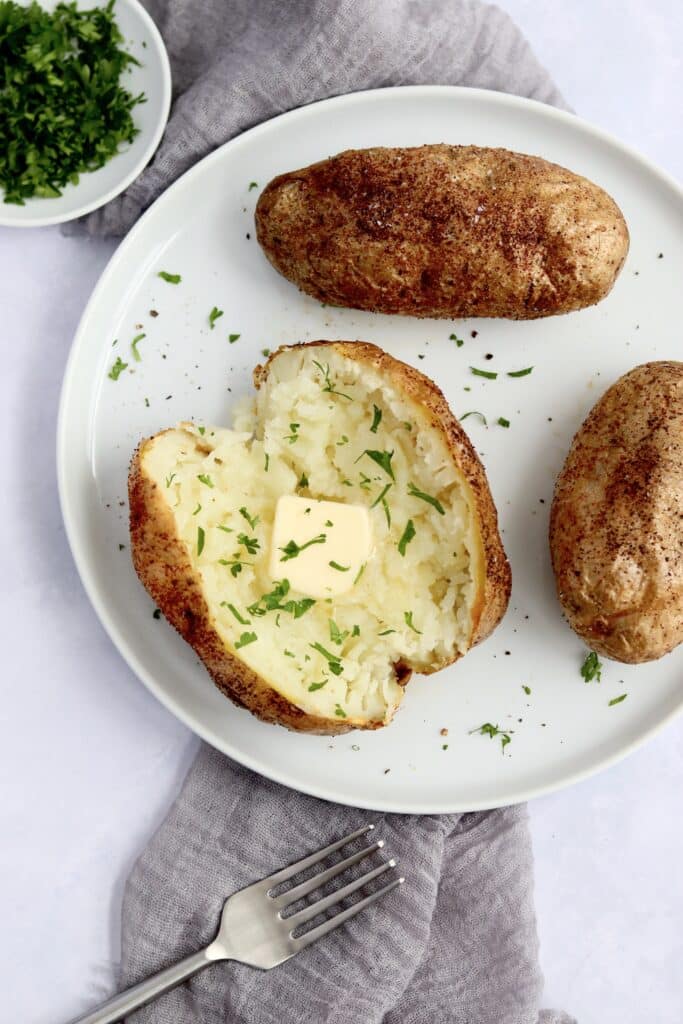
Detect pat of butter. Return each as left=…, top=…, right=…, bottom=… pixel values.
left=269, top=495, right=373, bottom=598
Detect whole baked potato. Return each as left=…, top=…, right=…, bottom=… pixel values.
left=549, top=361, right=683, bottom=663
left=255, top=144, right=629, bottom=320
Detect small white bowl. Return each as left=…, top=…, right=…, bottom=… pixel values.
left=0, top=0, right=171, bottom=228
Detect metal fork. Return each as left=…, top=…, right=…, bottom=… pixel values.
left=67, top=824, right=402, bottom=1024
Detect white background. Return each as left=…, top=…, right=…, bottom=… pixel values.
left=1, top=2, right=681, bottom=1021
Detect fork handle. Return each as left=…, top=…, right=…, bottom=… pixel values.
left=65, top=947, right=213, bottom=1024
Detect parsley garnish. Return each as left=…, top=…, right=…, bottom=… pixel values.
left=397, top=519, right=416, bottom=556
left=264, top=453, right=270, bottom=472
left=309, top=642, right=344, bottom=676
left=248, top=181, right=258, bottom=191
left=218, top=557, right=252, bottom=577
left=608, top=693, right=627, bottom=706
left=450, top=333, right=464, bottom=347
left=192, top=502, right=201, bottom=516
left=280, top=534, right=326, bottom=561
left=237, top=532, right=259, bottom=555
left=312, top=359, right=353, bottom=400
left=329, top=560, right=350, bottom=572
left=353, top=563, right=366, bottom=585
left=235, top=631, right=257, bottom=649
left=356, top=449, right=395, bottom=480
left=522, top=685, right=531, bottom=695
left=329, top=620, right=349, bottom=645
left=471, top=367, right=498, bottom=380
left=247, top=579, right=315, bottom=620
left=216, top=524, right=233, bottom=533
left=239, top=507, right=259, bottom=529
left=284, top=649, right=295, bottom=658
left=297, top=473, right=309, bottom=489
left=153, top=608, right=161, bottom=620
left=261, top=348, right=270, bottom=357
left=378, top=628, right=396, bottom=636
left=404, top=611, right=422, bottom=634
left=370, top=405, right=382, bottom=433
left=285, top=422, right=300, bottom=444
left=334, top=704, right=347, bottom=718
left=0, top=2, right=144, bottom=204
left=165, top=473, right=176, bottom=488
left=197, top=426, right=206, bottom=435
left=197, top=473, right=214, bottom=488
left=228, top=333, right=240, bottom=343
left=507, top=367, right=534, bottom=377
left=130, top=333, right=145, bottom=362
left=308, top=679, right=328, bottom=692
left=498, top=417, right=510, bottom=428
left=460, top=411, right=487, bottom=425
left=220, top=602, right=251, bottom=625
left=470, top=722, right=512, bottom=753
left=197, top=527, right=205, bottom=556
left=352, top=625, right=360, bottom=637
left=407, top=482, right=445, bottom=515
left=108, top=356, right=128, bottom=380
left=208, top=307, right=224, bottom=329
left=158, top=271, right=181, bottom=284
left=581, top=651, right=602, bottom=683
left=337, top=435, right=349, bottom=446
left=370, top=482, right=392, bottom=509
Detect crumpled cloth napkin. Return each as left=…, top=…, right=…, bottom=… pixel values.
left=103, top=1, right=574, bottom=1020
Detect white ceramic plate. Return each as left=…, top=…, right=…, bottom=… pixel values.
left=58, top=86, right=683, bottom=813
left=0, top=0, right=170, bottom=228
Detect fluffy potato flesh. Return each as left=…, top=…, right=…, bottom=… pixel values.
left=133, top=343, right=510, bottom=731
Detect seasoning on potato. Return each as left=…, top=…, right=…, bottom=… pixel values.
left=550, top=361, right=683, bottom=663
left=255, top=144, right=629, bottom=320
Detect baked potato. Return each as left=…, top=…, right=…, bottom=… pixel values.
left=549, top=361, right=683, bottom=663
left=129, top=341, right=510, bottom=733
left=255, top=144, right=629, bottom=320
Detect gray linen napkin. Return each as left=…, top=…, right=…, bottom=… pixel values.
left=102, top=2, right=575, bottom=1020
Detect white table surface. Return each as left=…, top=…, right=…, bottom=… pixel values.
left=2, top=3, right=682, bottom=1021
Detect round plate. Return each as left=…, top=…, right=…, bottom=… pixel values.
left=0, top=0, right=170, bottom=228
left=58, top=86, right=683, bottom=813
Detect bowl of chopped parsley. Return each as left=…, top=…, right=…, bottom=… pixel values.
left=0, top=0, right=171, bottom=226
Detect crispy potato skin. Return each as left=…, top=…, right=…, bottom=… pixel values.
left=255, top=145, right=629, bottom=320
left=550, top=361, right=683, bottom=663
left=129, top=341, right=510, bottom=732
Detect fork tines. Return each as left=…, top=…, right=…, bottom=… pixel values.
left=266, top=824, right=403, bottom=948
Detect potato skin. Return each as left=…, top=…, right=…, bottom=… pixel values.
left=255, top=145, right=629, bottom=320
left=550, top=361, right=683, bottom=663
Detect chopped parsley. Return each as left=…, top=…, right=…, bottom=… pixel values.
left=449, top=333, right=464, bottom=347
left=297, top=472, right=309, bottom=489
left=153, top=608, right=161, bottom=620
left=248, top=181, right=258, bottom=191
left=310, top=641, right=344, bottom=676
left=0, top=1, right=144, bottom=204
left=471, top=366, right=498, bottom=380
left=218, top=557, right=252, bottom=577
left=165, top=473, right=176, bottom=488
left=522, top=685, right=531, bottom=695
left=264, top=453, right=270, bottom=472
left=404, top=611, right=422, bottom=634
left=197, top=473, right=214, bottom=488
left=197, top=426, right=206, bottom=435
left=158, top=271, right=181, bottom=284
left=261, top=348, right=271, bottom=357
left=378, top=628, right=396, bottom=636
left=308, top=679, right=328, bottom=692
left=359, top=472, right=372, bottom=491
left=353, top=563, right=366, bottom=585
left=329, top=561, right=350, bottom=572
left=208, top=307, right=224, bottom=330
left=470, top=722, right=512, bottom=753
left=108, top=356, right=128, bottom=380
left=285, top=422, right=300, bottom=444
left=239, top=507, right=259, bottom=530
left=192, top=502, right=202, bottom=516
left=228, top=333, right=241, bottom=343
left=325, top=519, right=334, bottom=527
left=130, top=333, right=145, bottom=361
left=197, top=526, right=205, bottom=556
left=507, top=367, right=533, bottom=378
left=247, top=579, right=315, bottom=620
left=216, top=524, right=233, bottom=533
left=356, top=449, right=395, bottom=480
left=235, top=631, right=257, bottom=649
left=352, top=625, right=360, bottom=637
left=370, top=483, right=392, bottom=510
left=497, top=417, right=510, bottom=428
left=397, top=519, right=416, bottom=556
left=370, top=405, right=382, bottom=433
left=237, top=532, right=259, bottom=555
left=581, top=651, right=602, bottom=683
left=335, top=704, right=347, bottom=718
left=329, top=620, right=349, bottom=645
left=608, top=693, right=627, bottom=706
left=284, top=649, right=295, bottom=658
left=220, top=602, right=251, bottom=625
left=460, top=411, right=487, bottom=425
left=280, top=534, right=326, bottom=561
left=407, top=482, right=445, bottom=515
left=312, top=359, right=353, bottom=400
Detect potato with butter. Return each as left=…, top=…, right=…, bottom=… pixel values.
left=550, top=361, right=683, bottom=663
left=255, top=145, right=629, bottom=320
left=129, top=341, right=511, bottom=733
